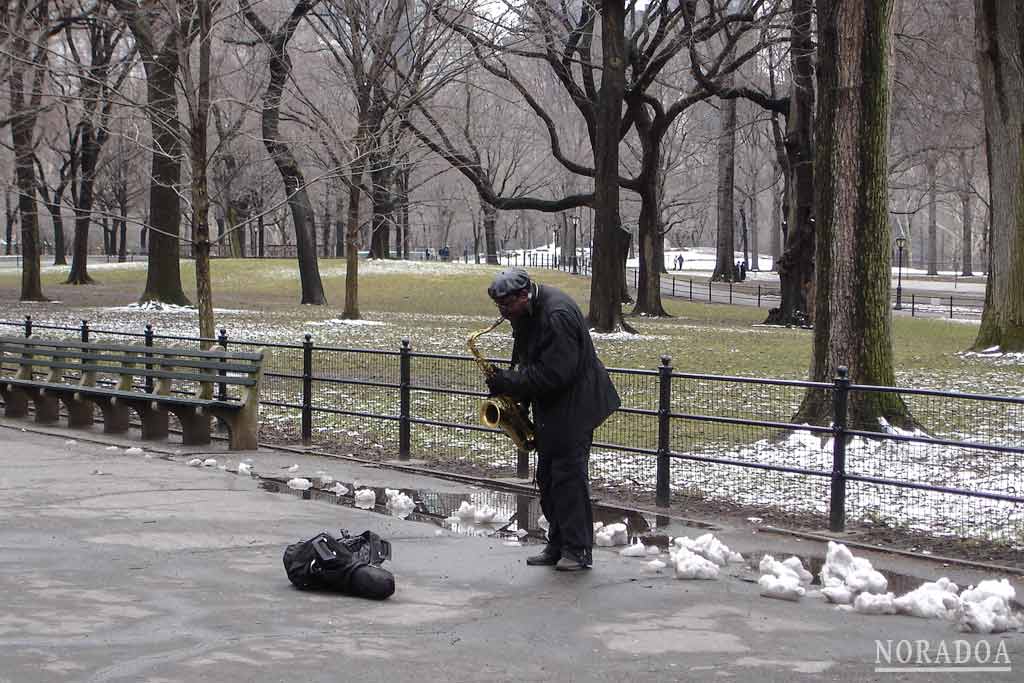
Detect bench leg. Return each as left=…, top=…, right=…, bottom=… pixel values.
left=174, top=407, right=211, bottom=446
left=137, top=403, right=169, bottom=441
left=62, top=395, right=95, bottom=429
left=95, top=398, right=131, bottom=434
left=1, top=386, right=29, bottom=418
left=216, top=404, right=258, bottom=451
left=33, top=390, right=61, bottom=424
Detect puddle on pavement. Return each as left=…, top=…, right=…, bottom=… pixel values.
left=255, top=473, right=709, bottom=545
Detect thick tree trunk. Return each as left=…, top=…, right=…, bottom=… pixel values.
left=799, top=0, right=906, bottom=429
left=244, top=0, right=326, bottom=305
left=139, top=51, right=190, bottom=304
left=766, top=0, right=815, bottom=325
left=587, top=1, right=630, bottom=332
left=12, top=123, right=45, bottom=301
left=712, top=95, right=738, bottom=282
left=973, top=0, right=1024, bottom=351
left=10, top=89, right=44, bottom=298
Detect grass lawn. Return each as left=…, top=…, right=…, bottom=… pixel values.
left=0, top=257, right=1014, bottom=393
left=1, top=258, right=1021, bottom=550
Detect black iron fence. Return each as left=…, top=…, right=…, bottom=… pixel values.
left=1, top=315, right=1021, bottom=545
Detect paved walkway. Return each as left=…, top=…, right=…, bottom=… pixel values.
left=0, top=423, right=1020, bottom=682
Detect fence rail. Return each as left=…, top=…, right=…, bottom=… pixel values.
left=1, top=316, right=1021, bottom=545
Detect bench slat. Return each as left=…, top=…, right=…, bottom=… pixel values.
left=0, top=336, right=263, bottom=361
left=0, top=358, right=257, bottom=385
left=0, top=345, right=260, bottom=374
left=2, top=378, right=244, bottom=410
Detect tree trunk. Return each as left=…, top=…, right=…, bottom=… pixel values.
left=192, top=0, right=215, bottom=357
left=586, top=1, right=630, bottom=332
left=770, top=161, right=783, bottom=270
left=798, top=0, right=906, bottom=429
left=369, top=161, right=392, bottom=259
left=9, top=47, right=46, bottom=301
left=481, top=199, right=499, bottom=265
left=973, top=0, right=1024, bottom=351
left=712, top=95, right=738, bottom=282
left=118, top=217, right=127, bottom=262
left=40, top=182, right=67, bottom=266
left=243, top=0, right=326, bottom=305
left=927, top=157, right=939, bottom=275
left=334, top=186, right=345, bottom=257
left=961, top=191, right=973, bottom=276
left=750, top=188, right=760, bottom=270
left=766, top=0, right=816, bottom=325
left=12, top=121, right=45, bottom=301
left=343, top=168, right=362, bottom=319
left=138, top=47, right=190, bottom=304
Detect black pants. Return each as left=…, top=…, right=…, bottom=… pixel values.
left=536, top=432, right=594, bottom=564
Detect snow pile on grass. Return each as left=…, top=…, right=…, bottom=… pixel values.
left=306, top=318, right=386, bottom=327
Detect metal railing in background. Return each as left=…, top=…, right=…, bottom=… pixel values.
left=1, top=316, right=1021, bottom=545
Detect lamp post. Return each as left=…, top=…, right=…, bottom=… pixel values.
left=894, top=236, right=906, bottom=310
left=570, top=214, right=580, bottom=274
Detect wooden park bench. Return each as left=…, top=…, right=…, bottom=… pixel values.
left=0, top=336, right=264, bottom=450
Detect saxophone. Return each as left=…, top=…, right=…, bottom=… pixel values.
left=467, top=317, right=537, bottom=452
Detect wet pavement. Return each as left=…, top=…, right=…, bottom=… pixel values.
left=1, top=420, right=1022, bottom=682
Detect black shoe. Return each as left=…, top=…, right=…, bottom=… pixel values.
left=526, top=547, right=561, bottom=566
left=554, top=551, right=591, bottom=572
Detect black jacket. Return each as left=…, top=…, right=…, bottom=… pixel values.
left=502, top=283, right=621, bottom=449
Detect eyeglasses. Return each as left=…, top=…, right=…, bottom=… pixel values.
left=492, top=293, right=520, bottom=307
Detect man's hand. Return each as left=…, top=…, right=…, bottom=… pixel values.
left=485, top=370, right=513, bottom=397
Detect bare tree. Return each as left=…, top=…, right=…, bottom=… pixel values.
left=113, top=0, right=194, bottom=304
left=799, top=0, right=908, bottom=428
left=973, top=0, right=1024, bottom=351
left=4, top=0, right=56, bottom=301
left=240, top=0, right=326, bottom=305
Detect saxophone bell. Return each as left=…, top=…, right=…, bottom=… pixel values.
left=467, top=318, right=537, bottom=452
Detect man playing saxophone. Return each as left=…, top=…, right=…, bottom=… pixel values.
left=484, top=268, right=620, bottom=571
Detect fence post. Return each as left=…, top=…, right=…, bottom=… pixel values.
left=80, top=319, right=90, bottom=343
left=24, top=314, right=31, bottom=337
left=656, top=355, right=673, bottom=507
left=671, top=276, right=675, bottom=297
left=144, top=324, right=154, bottom=393
left=689, top=279, right=693, bottom=301
left=708, top=280, right=712, bottom=302
left=829, top=366, right=850, bottom=532
left=729, top=281, right=733, bottom=304
left=757, top=285, right=762, bottom=308
left=399, top=337, right=411, bottom=461
left=949, top=296, right=954, bottom=319
left=911, top=294, right=916, bottom=317
left=217, top=328, right=229, bottom=403
left=301, top=333, right=313, bottom=445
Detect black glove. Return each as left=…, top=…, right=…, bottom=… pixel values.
left=485, top=370, right=514, bottom=397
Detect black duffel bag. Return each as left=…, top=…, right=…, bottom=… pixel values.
left=283, top=529, right=395, bottom=600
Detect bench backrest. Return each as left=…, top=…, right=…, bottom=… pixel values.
left=0, top=336, right=264, bottom=401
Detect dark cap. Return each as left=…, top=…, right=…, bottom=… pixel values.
left=487, top=268, right=531, bottom=299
